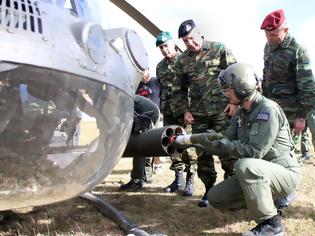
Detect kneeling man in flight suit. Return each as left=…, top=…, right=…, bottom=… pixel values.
left=175, top=63, right=300, bottom=236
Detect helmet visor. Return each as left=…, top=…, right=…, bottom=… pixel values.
left=217, top=69, right=229, bottom=97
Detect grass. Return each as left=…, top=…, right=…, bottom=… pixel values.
left=0, top=156, right=314, bottom=235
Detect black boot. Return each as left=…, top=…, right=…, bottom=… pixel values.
left=301, top=151, right=312, bottom=161
left=224, top=171, right=235, bottom=179
left=163, top=169, right=184, bottom=193
left=242, top=213, right=283, bottom=236
left=223, top=167, right=236, bottom=179
left=182, top=172, right=194, bottom=197
left=198, top=185, right=212, bottom=207
left=120, top=179, right=143, bottom=191
left=274, top=193, right=295, bottom=209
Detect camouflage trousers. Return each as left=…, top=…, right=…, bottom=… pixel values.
left=287, top=108, right=315, bottom=156
left=192, top=113, right=236, bottom=187
left=306, top=107, right=315, bottom=148
left=292, top=128, right=310, bottom=155
left=291, top=107, right=315, bottom=156
left=163, top=114, right=197, bottom=173
left=295, top=108, right=315, bottom=155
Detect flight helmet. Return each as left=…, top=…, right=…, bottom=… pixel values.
left=217, top=63, right=259, bottom=101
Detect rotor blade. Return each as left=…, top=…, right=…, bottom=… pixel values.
left=109, top=0, right=162, bottom=37
left=109, top=0, right=182, bottom=52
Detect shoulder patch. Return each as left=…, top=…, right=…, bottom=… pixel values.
left=257, top=112, right=269, bottom=121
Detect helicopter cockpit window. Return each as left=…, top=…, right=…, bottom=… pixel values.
left=41, top=0, right=77, bottom=16
left=42, top=0, right=105, bottom=27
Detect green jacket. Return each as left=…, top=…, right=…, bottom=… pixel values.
left=171, top=40, right=236, bottom=117
left=156, top=52, right=180, bottom=117
left=225, top=92, right=300, bottom=170
left=262, top=33, right=315, bottom=122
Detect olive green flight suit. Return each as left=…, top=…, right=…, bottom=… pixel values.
left=207, top=93, right=300, bottom=223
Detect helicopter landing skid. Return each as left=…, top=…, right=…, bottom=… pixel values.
left=80, top=192, right=165, bottom=236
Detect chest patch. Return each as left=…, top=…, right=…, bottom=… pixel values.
left=257, top=112, right=269, bottom=121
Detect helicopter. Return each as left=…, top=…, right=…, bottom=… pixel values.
left=0, top=0, right=186, bottom=231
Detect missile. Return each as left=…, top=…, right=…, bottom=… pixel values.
left=123, top=125, right=185, bottom=158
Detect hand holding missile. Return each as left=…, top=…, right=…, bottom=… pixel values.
left=171, top=130, right=226, bottom=154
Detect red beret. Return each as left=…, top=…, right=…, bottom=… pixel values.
left=260, top=9, right=285, bottom=31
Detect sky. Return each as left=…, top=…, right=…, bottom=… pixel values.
left=96, top=0, right=315, bottom=77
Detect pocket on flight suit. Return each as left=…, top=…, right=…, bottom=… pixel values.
left=249, top=122, right=259, bottom=136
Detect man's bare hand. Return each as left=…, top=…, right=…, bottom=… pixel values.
left=294, top=117, right=306, bottom=133
left=224, top=104, right=238, bottom=117
left=184, top=111, right=194, bottom=125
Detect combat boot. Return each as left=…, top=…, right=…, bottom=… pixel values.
left=274, top=193, right=295, bottom=209
left=182, top=172, right=194, bottom=197
left=198, top=185, right=212, bottom=207
left=120, top=179, right=143, bottom=192
left=163, top=169, right=185, bottom=193
left=223, top=170, right=235, bottom=179
left=242, top=213, right=283, bottom=236
left=301, top=151, right=312, bottom=161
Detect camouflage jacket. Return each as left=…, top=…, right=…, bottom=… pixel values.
left=262, top=33, right=315, bottom=123
left=171, top=40, right=236, bottom=117
left=156, top=51, right=180, bottom=117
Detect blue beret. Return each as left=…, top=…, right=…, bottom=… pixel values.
left=155, top=31, right=173, bottom=47
left=178, top=19, right=196, bottom=38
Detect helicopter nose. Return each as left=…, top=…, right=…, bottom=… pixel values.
left=0, top=0, right=151, bottom=211
left=0, top=64, right=134, bottom=211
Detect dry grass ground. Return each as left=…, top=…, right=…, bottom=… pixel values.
left=0, top=155, right=314, bottom=236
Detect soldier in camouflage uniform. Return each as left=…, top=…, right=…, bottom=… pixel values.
left=155, top=31, right=197, bottom=196
left=261, top=9, right=315, bottom=163
left=175, top=63, right=300, bottom=236
left=172, top=19, right=238, bottom=207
